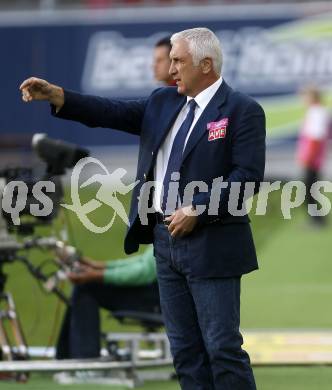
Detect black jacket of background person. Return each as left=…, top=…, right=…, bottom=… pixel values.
left=53, top=81, right=266, bottom=278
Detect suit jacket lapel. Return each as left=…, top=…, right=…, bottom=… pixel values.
left=182, top=81, right=231, bottom=162
left=152, top=94, right=187, bottom=154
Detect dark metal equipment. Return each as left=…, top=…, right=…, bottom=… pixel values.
left=0, top=134, right=88, bottom=382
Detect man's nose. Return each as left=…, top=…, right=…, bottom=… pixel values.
left=169, top=62, right=176, bottom=76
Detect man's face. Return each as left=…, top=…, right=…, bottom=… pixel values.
left=169, top=39, right=202, bottom=97
left=153, top=45, right=171, bottom=84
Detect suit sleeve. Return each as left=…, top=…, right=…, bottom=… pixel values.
left=51, top=90, right=147, bottom=136
left=193, top=101, right=266, bottom=225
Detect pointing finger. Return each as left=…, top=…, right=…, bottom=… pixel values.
left=19, top=77, right=40, bottom=91
left=21, top=88, right=31, bottom=102
left=19, top=78, right=34, bottom=90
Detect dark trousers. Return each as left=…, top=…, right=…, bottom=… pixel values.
left=305, top=168, right=319, bottom=206
left=153, top=223, right=256, bottom=390
left=56, top=282, right=160, bottom=359
left=304, top=168, right=326, bottom=225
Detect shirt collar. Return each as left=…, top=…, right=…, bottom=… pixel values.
left=187, top=77, right=223, bottom=110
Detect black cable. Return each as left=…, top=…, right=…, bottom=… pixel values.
left=16, top=255, right=69, bottom=305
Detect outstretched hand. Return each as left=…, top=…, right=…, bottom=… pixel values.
left=19, top=76, right=64, bottom=110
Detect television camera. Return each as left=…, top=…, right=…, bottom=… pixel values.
left=1, top=133, right=88, bottom=234
left=0, top=134, right=88, bottom=378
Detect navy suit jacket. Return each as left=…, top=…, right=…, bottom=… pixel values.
left=55, top=81, right=266, bottom=278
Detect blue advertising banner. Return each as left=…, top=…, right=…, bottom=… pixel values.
left=1, top=3, right=332, bottom=146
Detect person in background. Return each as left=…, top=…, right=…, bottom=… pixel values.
left=56, top=246, right=159, bottom=360
left=153, top=36, right=176, bottom=87
left=297, top=86, right=331, bottom=226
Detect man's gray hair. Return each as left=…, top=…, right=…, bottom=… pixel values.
left=171, top=28, right=222, bottom=76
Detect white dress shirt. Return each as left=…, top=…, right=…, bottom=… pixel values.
left=153, top=77, right=223, bottom=212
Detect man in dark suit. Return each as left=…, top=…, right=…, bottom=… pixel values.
left=20, top=27, right=265, bottom=390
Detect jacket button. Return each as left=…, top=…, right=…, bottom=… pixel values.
left=151, top=151, right=154, bottom=156
left=143, top=173, right=147, bottom=181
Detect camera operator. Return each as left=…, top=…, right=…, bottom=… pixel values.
left=56, top=245, right=159, bottom=360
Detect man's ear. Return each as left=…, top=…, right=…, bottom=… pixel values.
left=200, top=58, right=213, bottom=74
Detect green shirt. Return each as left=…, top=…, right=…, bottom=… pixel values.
left=103, top=246, right=156, bottom=286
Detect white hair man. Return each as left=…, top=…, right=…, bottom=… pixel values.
left=20, top=27, right=265, bottom=389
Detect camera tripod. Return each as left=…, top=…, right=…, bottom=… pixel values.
left=0, top=235, right=75, bottom=383
left=0, top=266, right=29, bottom=382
